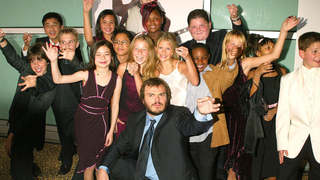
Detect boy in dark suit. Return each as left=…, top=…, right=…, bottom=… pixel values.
left=23, top=14, right=83, bottom=175
left=0, top=29, right=56, bottom=179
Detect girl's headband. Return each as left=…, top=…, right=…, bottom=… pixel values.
left=258, top=38, right=264, bottom=44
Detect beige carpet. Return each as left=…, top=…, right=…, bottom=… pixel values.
left=0, top=137, right=79, bottom=180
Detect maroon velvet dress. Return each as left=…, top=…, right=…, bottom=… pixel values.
left=222, top=61, right=252, bottom=179
left=116, top=66, right=145, bottom=138
left=74, top=70, right=117, bottom=173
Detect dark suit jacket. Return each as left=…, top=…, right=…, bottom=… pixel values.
left=1, top=41, right=56, bottom=150
left=101, top=105, right=211, bottom=180
left=37, top=37, right=83, bottom=136
left=181, top=22, right=247, bottom=66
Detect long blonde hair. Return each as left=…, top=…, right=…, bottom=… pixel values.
left=155, top=32, right=179, bottom=72
left=220, top=30, right=246, bottom=68
left=127, top=34, right=157, bottom=81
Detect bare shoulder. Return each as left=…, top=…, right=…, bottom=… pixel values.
left=117, top=62, right=127, bottom=77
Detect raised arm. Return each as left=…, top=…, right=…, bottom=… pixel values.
left=0, top=30, right=29, bottom=71
left=22, top=32, right=33, bottom=51
left=43, top=42, right=87, bottom=84
left=176, top=46, right=199, bottom=86
left=83, top=0, right=96, bottom=47
left=242, top=16, right=300, bottom=74
left=228, top=4, right=241, bottom=26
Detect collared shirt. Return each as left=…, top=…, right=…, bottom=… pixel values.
left=143, top=113, right=163, bottom=179
left=301, top=65, right=318, bottom=122
left=144, top=111, right=208, bottom=179
left=186, top=61, right=235, bottom=143
left=196, top=40, right=206, bottom=44
left=22, top=39, right=59, bottom=56
left=99, top=110, right=208, bottom=179
left=186, top=65, right=213, bottom=142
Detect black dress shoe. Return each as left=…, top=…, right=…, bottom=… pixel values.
left=58, top=165, right=71, bottom=175
left=58, top=145, right=78, bottom=161
left=32, top=163, right=41, bottom=177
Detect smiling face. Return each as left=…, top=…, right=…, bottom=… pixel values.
left=132, top=40, right=148, bottom=65
left=226, top=36, right=244, bottom=58
left=100, top=15, right=116, bottom=36
left=143, top=84, right=168, bottom=117
left=113, top=33, right=130, bottom=56
left=156, top=40, right=173, bottom=62
left=192, top=48, right=210, bottom=72
left=59, top=33, right=79, bottom=51
left=188, top=17, right=211, bottom=41
left=43, top=18, right=63, bottom=43
left=146, top=9, right=162, bottom=34
left=30, top=56, right=48, bottom=76
left=95, top=45, right=112, bottom=68
left=300, top=42, right=320, bottom=69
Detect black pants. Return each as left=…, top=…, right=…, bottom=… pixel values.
left=52, top=105, right=77, bottom=166
left=278, top=136, right=320, bottom=180
left=190, top=133, right=218, bottom=180
left=10, top=137, right=35, bottom=180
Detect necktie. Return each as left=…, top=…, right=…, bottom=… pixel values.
left=49, top=43, right=60, bottom=50
left=135, top=119, right=156, bottom=180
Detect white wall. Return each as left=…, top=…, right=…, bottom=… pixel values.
left=295, top=0, right=320, bottom=69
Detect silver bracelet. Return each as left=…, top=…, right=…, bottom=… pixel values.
left=231, top=15, right=240, bottom=22
left=196, top=106, right=207, bottom=116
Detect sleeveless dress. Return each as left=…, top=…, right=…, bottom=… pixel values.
left=116, top=65, right=145, bottom=138
left=252, top=74, right=281, bottom=179
left=222, top=61, right=252, bottom=179
left=74, top=70, right=117, bottom=172
left=159, top=61, right=188, bottom=106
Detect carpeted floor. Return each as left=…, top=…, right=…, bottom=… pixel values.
left=0, top=137, right=79, bottom=180
left=0, top=136, right=309, bottom=180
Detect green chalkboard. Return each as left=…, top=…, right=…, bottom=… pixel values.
left=0, top=0, right=83, bottom=27
left=211, top=0, right=299, bottom=31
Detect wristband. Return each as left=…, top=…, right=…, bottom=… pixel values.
left=231, top=15, right=240, bottom=22
left=196, top=106, right=206, bottom=116
left=253, top=74, right=261, bottom=78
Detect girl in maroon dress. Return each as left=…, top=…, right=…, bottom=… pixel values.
left=220, top=16, right=299, bottom=180
left=115, top=34, right=158, bottom=138
left=44, top=40, right=122, bottom=180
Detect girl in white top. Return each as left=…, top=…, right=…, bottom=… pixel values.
left=156, top=32, right=199, bottom=106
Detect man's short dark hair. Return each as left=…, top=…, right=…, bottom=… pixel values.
left=298, top=32, right=320, bottom=51
left=140, top=78, right=172, bottom=106
left=187, top=9, right=210, bottom=26
left=42, top=12, right=63, bottom=26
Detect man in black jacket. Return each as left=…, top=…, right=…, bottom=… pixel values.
left=97, top=78, right=220, bottom=180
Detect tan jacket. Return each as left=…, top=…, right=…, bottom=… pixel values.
left=203, top=63, right=239, bottom=147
